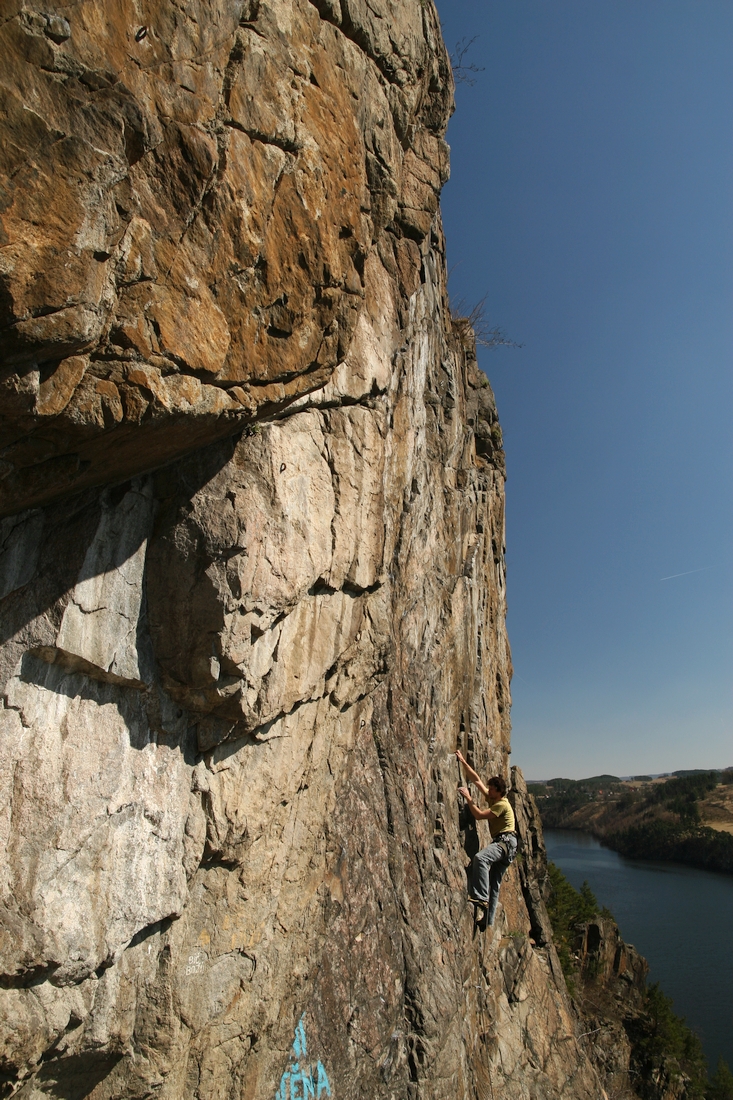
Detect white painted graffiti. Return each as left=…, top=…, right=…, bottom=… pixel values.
left=185, top=951, right=205, bottom=976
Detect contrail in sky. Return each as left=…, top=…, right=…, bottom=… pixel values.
left=659, top=566, right=712, bottom=582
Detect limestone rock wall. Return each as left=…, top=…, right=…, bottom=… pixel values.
left=1, top=2, right=614, bottom=1097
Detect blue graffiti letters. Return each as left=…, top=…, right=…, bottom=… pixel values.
left=275, top=1016, right=331, bottom=1100
left=316, top=1062, right=331, bottom=1097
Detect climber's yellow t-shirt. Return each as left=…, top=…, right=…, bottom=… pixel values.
left=488, top=796, right=515, bottom=838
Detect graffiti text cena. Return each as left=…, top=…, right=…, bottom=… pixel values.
left=275, top=1015, right=331, bottom=1100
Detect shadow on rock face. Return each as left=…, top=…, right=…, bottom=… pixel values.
left=146, top=412, right=392, bottom=750
left=25, top=1051, right=124, bottom=1100
left=0, top=437, right=238, bottom=697
left=0, top=447, right=237, bottom=997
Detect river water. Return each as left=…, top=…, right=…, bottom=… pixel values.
left=544, top=829, right=733, bottom=1073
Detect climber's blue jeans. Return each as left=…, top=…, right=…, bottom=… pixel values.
left=472, top=834, right=518, bottom=925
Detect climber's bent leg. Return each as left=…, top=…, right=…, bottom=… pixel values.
left=471, top=840, right=507, bottom=905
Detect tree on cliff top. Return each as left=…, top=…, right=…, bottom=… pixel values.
left=545, top=862, right=602, bottom=986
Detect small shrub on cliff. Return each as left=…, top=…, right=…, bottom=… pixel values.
left=450, top=295, right=522, bottom=352
left=450, top=36, right=485, bottom=86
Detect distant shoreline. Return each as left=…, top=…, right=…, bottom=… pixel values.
left=530, top=769, right=733, bottom=875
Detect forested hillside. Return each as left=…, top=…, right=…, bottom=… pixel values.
left=531, top=770, right=733, bottom=873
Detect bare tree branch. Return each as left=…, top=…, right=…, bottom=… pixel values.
left=450, top=36, right=485, bottom=87
left=451, top=296, right=523, bottom=351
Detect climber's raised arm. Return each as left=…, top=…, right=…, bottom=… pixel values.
left=455, top=749, right=489, bottom=797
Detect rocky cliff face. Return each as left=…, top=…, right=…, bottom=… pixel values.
left=2, top=2, right=623, bottom=1097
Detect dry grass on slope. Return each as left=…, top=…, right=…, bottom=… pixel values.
left=699, top=784, right=733, bottom=835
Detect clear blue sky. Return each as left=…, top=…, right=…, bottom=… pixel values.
left=435, top=0, right=733, bottom=780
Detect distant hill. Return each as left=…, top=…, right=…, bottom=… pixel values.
left=671, top=767, right=730, bottom=778
left=529, top=769, right=733, bottom=874
left=528, top=767, right=733, bottom=785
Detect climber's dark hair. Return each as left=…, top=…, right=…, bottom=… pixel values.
left=487, top=775, right=507, bottom=797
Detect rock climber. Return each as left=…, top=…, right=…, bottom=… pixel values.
left=456, top=750, right=517, bottom=926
